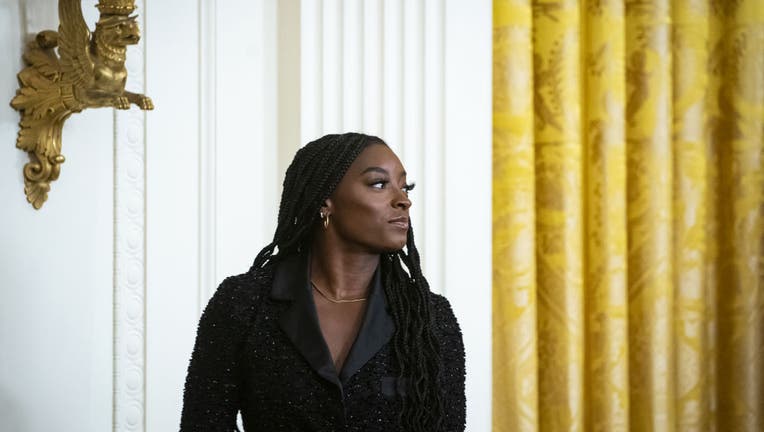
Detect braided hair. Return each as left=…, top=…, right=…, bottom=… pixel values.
left=250, top=132, right=444, bottom=431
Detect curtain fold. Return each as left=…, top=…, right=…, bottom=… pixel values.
left=712, top=2, right=764, bottom=429
left=583, top=1, right=629, bottom=431
left=492, top=1, right=763, bottom=431
left=624, top=1, right=676, bottom=430
left=493, top=2, right=539, bottom=430
left=532, top=0, right=586, bottom=430
left=673, top=1, right=713, bottom=430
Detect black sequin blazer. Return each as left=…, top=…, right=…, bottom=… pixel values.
left=180, top=252, right=466, bottom=431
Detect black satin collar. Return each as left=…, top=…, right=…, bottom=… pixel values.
left=269, top=252, right=395, bottom=390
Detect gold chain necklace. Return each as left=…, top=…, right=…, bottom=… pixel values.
left=311, top=281, right=368, bottom=303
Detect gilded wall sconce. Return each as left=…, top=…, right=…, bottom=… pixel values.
left=10, top=0, right=153, bottom=209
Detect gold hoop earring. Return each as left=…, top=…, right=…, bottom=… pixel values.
left=323, top=213, right=330, bottom=229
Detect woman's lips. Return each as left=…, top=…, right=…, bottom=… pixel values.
left=389, top=217, right=409, bottom=229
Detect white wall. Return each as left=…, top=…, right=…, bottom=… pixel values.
left=0, top=1, right=491, bottom=431
left=143, top=0, right=200, bottom=429
left=144, top=1, right=282, bottom=430
left=443, top=2, right=492, bottom=429
left=0, top=1, right=113, bottom=431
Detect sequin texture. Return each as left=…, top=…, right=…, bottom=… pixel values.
left=179, top=267, right=466, bottom=431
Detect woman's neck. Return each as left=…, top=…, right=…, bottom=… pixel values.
left=309, top=237, right=379, bottom=300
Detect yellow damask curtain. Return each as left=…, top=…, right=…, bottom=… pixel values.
left=492, top=1, right=763, bottom=431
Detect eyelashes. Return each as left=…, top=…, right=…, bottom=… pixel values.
left=370, top=180, right=416, bottom=194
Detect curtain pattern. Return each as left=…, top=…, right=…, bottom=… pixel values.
left=492, top=0, right=763, bottom=431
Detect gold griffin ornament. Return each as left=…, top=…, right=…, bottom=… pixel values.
left=10, top=0, right=153, bottom=209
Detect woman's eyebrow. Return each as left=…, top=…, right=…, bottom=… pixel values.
left=361, top=166, right=407, bottom=178
left=361, top=166, right=388, bottom=176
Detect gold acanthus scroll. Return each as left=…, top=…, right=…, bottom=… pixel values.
left=10, top=0, right=153, bottom=209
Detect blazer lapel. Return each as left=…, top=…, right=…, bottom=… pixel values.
left=270, top=253, right=340, bottom=390
left=339, top=266, right=395, bottom=384
left=269, top=252, right=396, bottom=388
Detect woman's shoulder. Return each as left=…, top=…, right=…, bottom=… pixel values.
left=427, top=291, right=456, bottom=318
left=202, top=269, right=271, bottom=326
left=427, top=292, right=465, bottom=379
left=427, top=292, right=462, bottom=339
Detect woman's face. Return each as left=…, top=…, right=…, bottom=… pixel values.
left=322, top=143, right=413, bottom=253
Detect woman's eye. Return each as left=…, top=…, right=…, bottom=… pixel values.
left=370, top=180, right=415, bottom=193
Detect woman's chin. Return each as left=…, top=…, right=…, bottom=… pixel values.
left=379, top=238, right=407, bottom=253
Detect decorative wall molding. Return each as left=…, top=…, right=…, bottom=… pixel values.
left=113, top=0, right=147, bottom=430
left=301, top=0, right=323, bottom=142
left=421, top=0, right=445, bottom=296
left=198, top=0, right=218, bottom=311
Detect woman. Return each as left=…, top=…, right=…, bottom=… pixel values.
left=180, top=133, right=465, bottom=431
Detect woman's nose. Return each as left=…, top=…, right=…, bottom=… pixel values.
left=394, top=191, right=411, bottom=210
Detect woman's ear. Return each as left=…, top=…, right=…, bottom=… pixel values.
left=321, top=199, right=333, bottom=215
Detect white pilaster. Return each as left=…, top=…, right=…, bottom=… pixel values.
left=382, top=0, right=403, bottom=155
left=342, top=0, right=364, bottom=131
left=362, top=0, right=383, bottom=136
left=114, top=0, right=147, bottom=429
left=422, top=0, right=445, bottom=296
left=301, top=0, right=323, bottom=143
left=322, top=0, right=343, bottom=133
